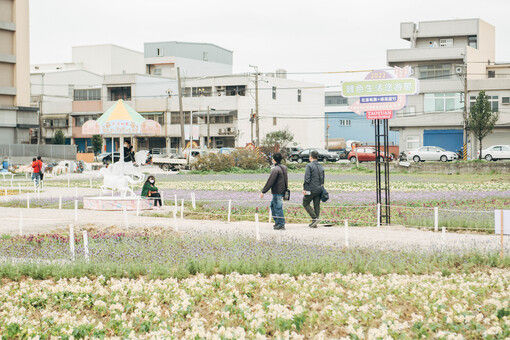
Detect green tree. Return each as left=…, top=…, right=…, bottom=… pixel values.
left=262, top=130, right=294, bottom=153
left=52, top=130, right=65, bottom=145
left=91, top=135, right=103, bottom=154
left=467, top=91, right=499, bottom=160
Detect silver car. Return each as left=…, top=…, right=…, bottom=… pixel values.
left=408, top=146, right=458, bottom=162
left=479, top=145, right=510, bottom=161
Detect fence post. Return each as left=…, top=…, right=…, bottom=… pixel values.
left=174, top=194, right=178, bottom=208
left=434, top=207, right=439, bottom=232
left=136, top=198, right=140, bottom=217
left=67, top=176, right=70, bottom=188
left=160, top=192, right=165, bottom=207
left=123, top=206, right=128, bottom=228
left=180, top=199, right=184, bottom=219
left=344, top=219, right=349, bottom=247
left=501, top=210, right=504, bottom=260
left=173, top=206, right=178, bottom=231
left=191, top=192, right=196, bottom=210
left=58, top=195, right=62, bottom=210
left=69, top=224, right=75, bottom=261
left=4, top=187, right=6, bottom=196
left=441, top=227, right=446, bottom=244
left=74, top=186, right=78, bottom=198
left=227, top=199, right=232, bottom=223
left=376, top=203, right=381, bottom=227
left=89, top=178, right=92, bottom=188
left=26, top=193, right=30, bottom=209
left=18, top=209, right=23, bottom=236
left=74, top=200, right=78, bottom=222
left=83, top=230, right=89, bottom=261
left=255, top=213, right=260, bottom=241
left=18, top=183, right=21, bottom=194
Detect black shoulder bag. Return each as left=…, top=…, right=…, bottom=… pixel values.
left=279, top=165, right=290, bottom=201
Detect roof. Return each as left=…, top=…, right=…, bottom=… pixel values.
left=144, top=41, right=232, bottom=53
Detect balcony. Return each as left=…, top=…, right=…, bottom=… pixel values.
left=72, top=100, right=102, bottom=113
left=387, top=47, right=465, bottom=64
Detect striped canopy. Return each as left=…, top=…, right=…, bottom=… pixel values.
left=82, top=99, right=161, bottom=136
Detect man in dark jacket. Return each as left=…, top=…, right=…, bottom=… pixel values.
left=260, top=152, right=288, bottom=230
left=302, top=150, right=325, bottom=228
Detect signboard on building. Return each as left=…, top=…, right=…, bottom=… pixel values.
left=342, top=78, right=418, bottom=97
left=366, top=110, right=393, bottom=120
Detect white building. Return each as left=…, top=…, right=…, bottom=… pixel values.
left=144, top=41, right=233, bottom=78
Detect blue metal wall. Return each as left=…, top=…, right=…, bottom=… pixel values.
left=423, top=129, right=463, bottom=152
left=325, top=111, right=399, bottom=145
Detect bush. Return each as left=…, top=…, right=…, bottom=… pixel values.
left=192, top=149, right=268, bottom=172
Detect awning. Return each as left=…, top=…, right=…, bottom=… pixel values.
left=70, top=112, right=101, bottom=116
left=193, top=110, right=237, bottom=116
left=139, top=111, right=164, bottom=115
left=41, top=114, right=68, bottom=119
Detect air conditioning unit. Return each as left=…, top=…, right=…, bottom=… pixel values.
left=455, top=66, right=463, bottom=75
left=218, top=129, right=224, bottom=134
left=502, top=97, right=510, bottom=105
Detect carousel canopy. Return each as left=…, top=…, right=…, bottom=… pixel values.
left=82, top=99, right=161, bottom=136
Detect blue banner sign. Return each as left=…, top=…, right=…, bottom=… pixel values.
left=360, top=96, right=398, bottom=103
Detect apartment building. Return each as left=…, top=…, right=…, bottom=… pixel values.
left=0, top=0, right=38, bottom=144
left=145, top=41, right=233, bottom=78
left=386, top=18, right=508, bottom=156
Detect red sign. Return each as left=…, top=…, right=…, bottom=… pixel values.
left=366, top=110, right=393, bottom=120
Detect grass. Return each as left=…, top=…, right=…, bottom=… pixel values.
left=0, top=231, right=508, bottom=280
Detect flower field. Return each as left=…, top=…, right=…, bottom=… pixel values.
left=0, top=270, right=508, bottom=338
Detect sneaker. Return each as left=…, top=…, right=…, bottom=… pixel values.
left=309, top=220, right=319, bottom=228
left=273, top=225, right=285, bottom=230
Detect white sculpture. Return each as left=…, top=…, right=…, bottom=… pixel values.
left=100, top=160, right=145, bottom=197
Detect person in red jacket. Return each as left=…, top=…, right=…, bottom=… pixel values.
left=31, top=157, right=42, bottom=187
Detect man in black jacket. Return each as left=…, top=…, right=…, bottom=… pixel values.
left=260, top=152, right=288, bottom=230
left=302, top=150, right=325, bottom=228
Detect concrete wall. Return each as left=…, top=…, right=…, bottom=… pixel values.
left=72, top=45, right=144, bottom=75
left=145, top=56, right=233, bottom=78
left=144, top=41, right=233, bottom=65
left=0, top=143, right=77, bottom=159
left=13, top=0, right=30, bottom=107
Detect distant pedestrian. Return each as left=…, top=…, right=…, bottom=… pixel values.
left=260, top=152, right=288, bottom=230
left=38, top=156, right=45, bottom=182
left=124, top=140, right=134, bottom=163
left=31, top=157, right=42, bottom=187
left=141, top=175, right=162, bottom=207
left=302, top=150, right=325, bottom=228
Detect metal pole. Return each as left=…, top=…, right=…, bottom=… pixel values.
left=383, top=119, right=390, bottom=224
left=207, top=106, right=210, bottom=148
left=463, top=63, right=468, bottom=160
left=177, top=67, right=185, bottom=153
left=250, top=108, right=254, bottom=144
left=501, top=210, right=504, bottom=260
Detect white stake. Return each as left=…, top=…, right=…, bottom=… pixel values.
left=180, top=199, right=184, bottom=219
left=74, top=200, right=78, bottom=222
left=268, top=205, right=272, bottom=223
left=441, top=227, right=446, bottom=244
left=227, top=199, right=232, bottom=223
left=69, top=224, right=75, bottom=261
left=26, top=193, right=30, bottom=209
left=255, top=213, right=260, bottom=241
left=174, top=194, right=178, bottom=208
left=25, top=172, right=27, bottom=180
left=18, top=183, right=21, bottom=194
left=191, top=192, right=196, bottom=210
left=344, top=219, right=349, bottom=247
left=160, top=192, right=165, bottom=207
left=67, top=176, right=70, bottom=188
left=58, top=195, right=62, bottom=210
left=18, top=210, right=23, bottom=236
left=136, top=198, right=140, bottom=216
left=4, top=187, right=7, bottom=196
left=10, top=177, right=13, bottom=187
left=89, top=178, right=92, bottom=188
left=434, top=207, right=439, bottom=232
left=376, top=203, right=381, bottom=227
left=83, top=230, right=89, bottom=261
left=74, top=186, right=78, bottom=198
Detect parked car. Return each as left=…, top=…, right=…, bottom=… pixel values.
left=289, top=148, right=339, bottom=163
left=478, top=145, right=510, bottom=161
left=333, top=149, right=349, bottom=159
left=348, top=147, right=393, bottom=163
left=97, top=152, right=120, bottom=164
left=407, top=146, right=458, bottom=162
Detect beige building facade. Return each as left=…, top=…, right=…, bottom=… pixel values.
left=0, top=0, right=38, bottom=144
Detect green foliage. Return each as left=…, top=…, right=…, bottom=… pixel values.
left=261, top=129, right=294, bottom=153
left=52, top=130, right=65, bottom=145
left=192, top=149, right=268, bottom=172
left=91, top=135, right=102, bottom=155
left=468, top=91, right=499, bottom=159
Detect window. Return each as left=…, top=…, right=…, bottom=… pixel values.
left=424, top=93, right=463, bottom=113
left=488, top=70, right=495, bottom=78
left=406, top=136, right=420, bottom=150
left=273, top=117, right=277, bottom=126
left=156, top=48, right=162, bottom=56
left=170, top=112, right=198, bottom=124
left=108, top=86, right=131, bottom=101
left=216, top=139, right=224, bottom=147
left=43, top=118, right=67, bottom=128
left=182, top=87, right=191, bottom=97
left=396, top=106, right=417, bottom=117
left=192, top=87, right=212, bottom=97
left=325, top=95, right=348, bottom=106
left=418, top=64, right=451, bottom=80
left=74, top=88, right=101, bottom=101
left=502, top=97, right=510, bottom=104
left=339, top=119, right=351, bottom=126
left=226, top=85, right=246, bottom=96
left=468, top=36, right=477, bottom=49
left=470, top=95, right=499, bottom=112
left=272, top=86, right=276, bottom=100
left=439, top=38, right=453, bottom=47
left=143, top=114, right=164, bottom=125
left=203, top=52, right=208, bottom=61
left=152, top=68, right=162, bottom=76
left=297, top=89, right=302, bottom=102
left=74, top=115, right=96, bottom=127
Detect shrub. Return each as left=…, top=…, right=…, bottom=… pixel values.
left=192, top=149, right=268, bottom=172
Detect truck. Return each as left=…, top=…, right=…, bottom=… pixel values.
left=151, top=154, right=189, bottom=171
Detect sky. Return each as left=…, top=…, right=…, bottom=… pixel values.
left=29, top=0, right=510, bottom=85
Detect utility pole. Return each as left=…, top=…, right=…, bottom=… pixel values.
left=38, top=73, right=45, bottom=145
left=177, top=67, right=185, bottom=154
left=250, top=108, right=254, bottom=144
left=326, top=124, right=330, bottom=150
left=462, top=63, right=468, bottom=160
left=207, top=106, right=211, bottom=148
left=250, top=65, right=260, bottom=146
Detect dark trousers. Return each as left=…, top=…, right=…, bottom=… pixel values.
left=303, top=193, right=321, bottom=221
left=149, top=192, right=162, bottom=206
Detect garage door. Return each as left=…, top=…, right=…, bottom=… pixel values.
left=423, top=129, right=463, bottom=152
